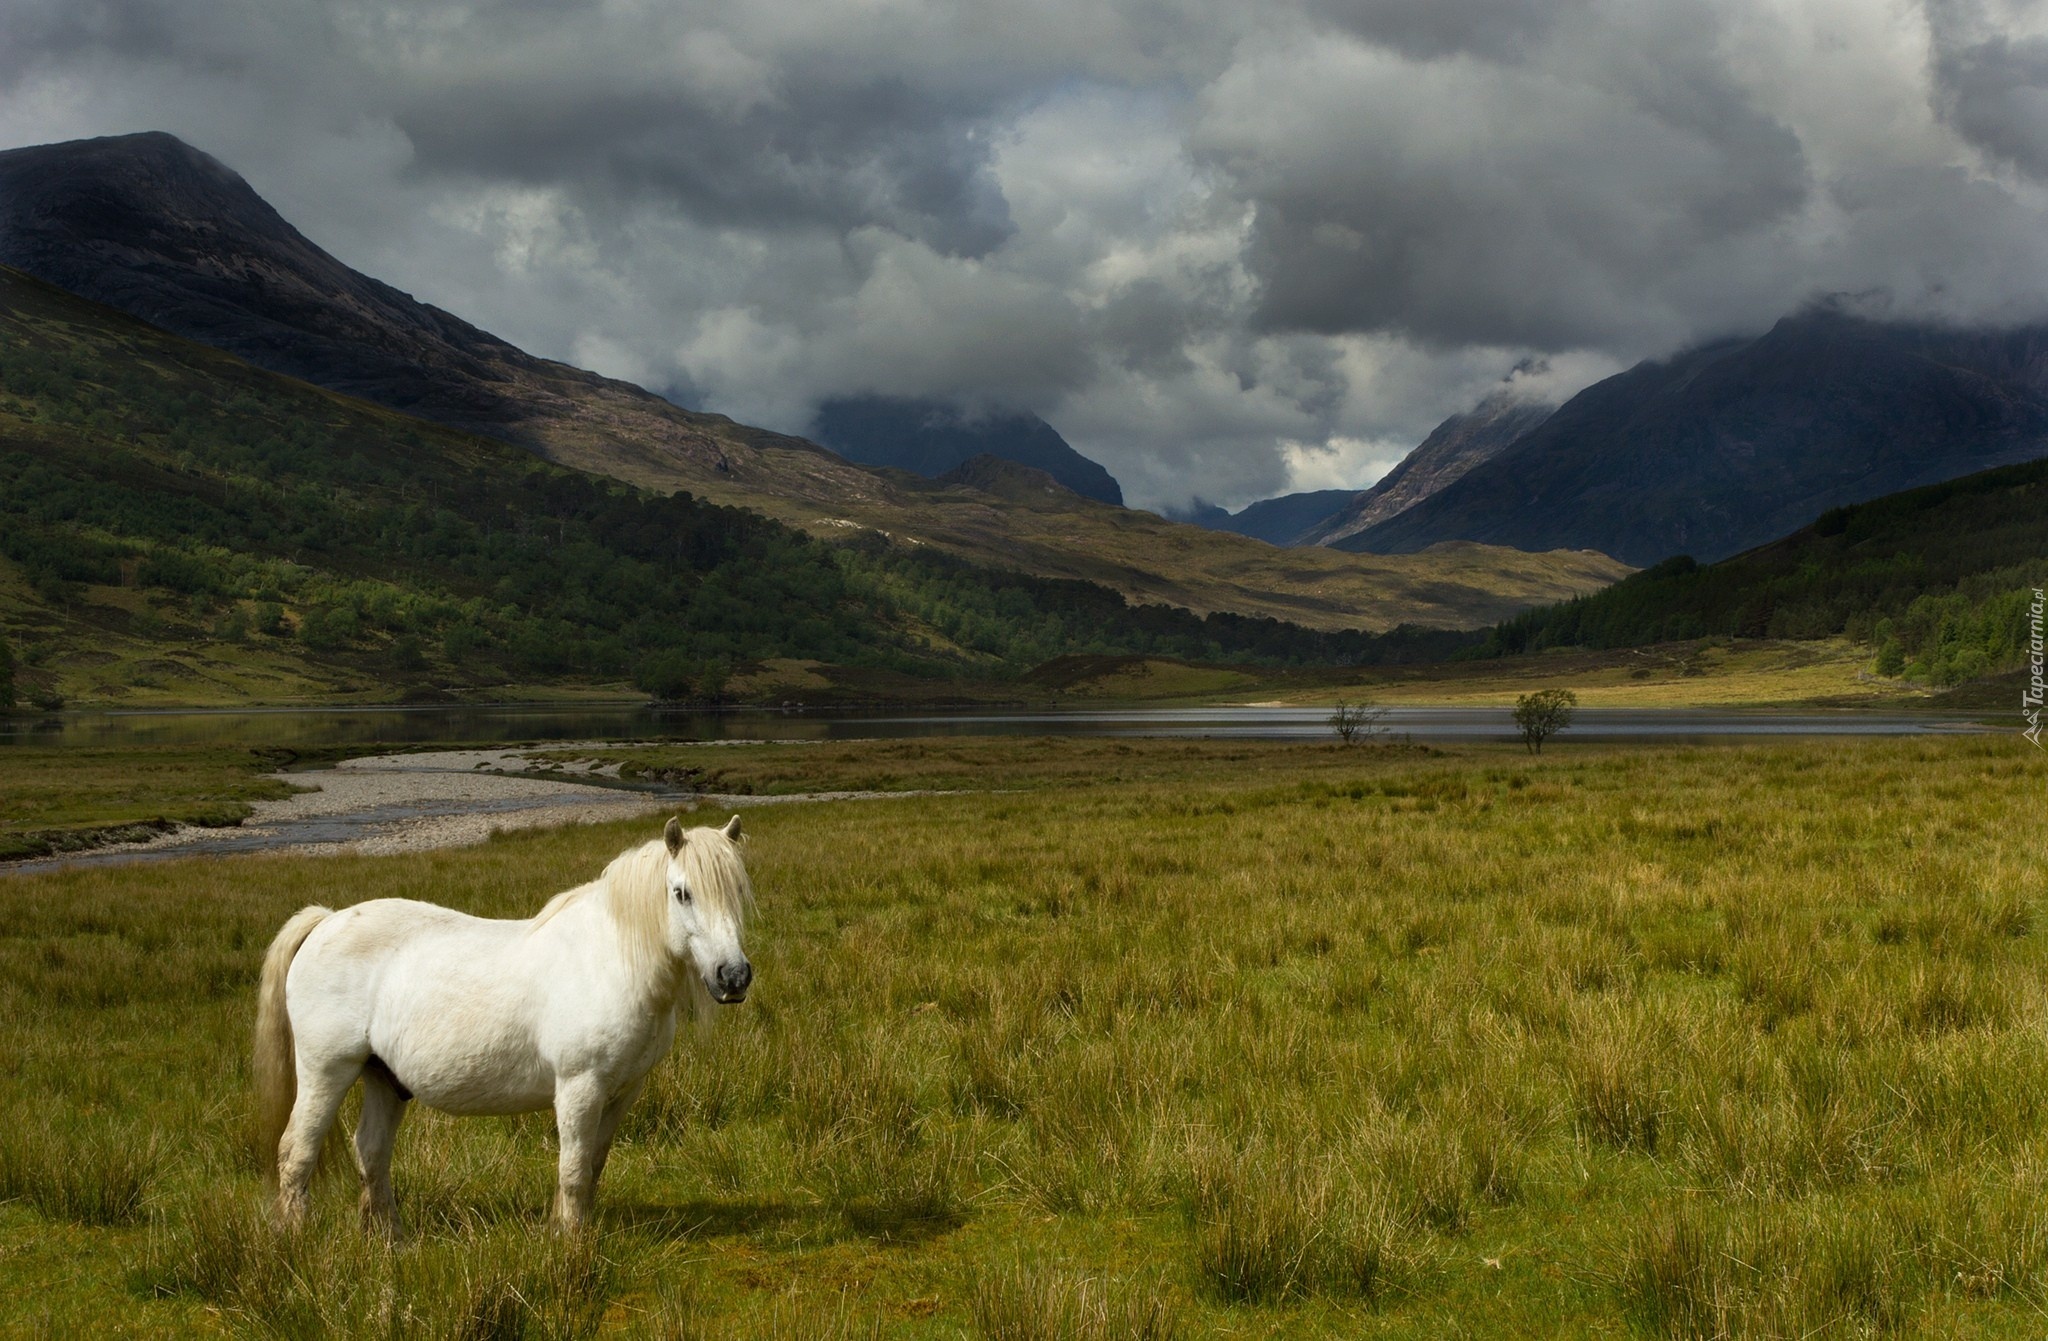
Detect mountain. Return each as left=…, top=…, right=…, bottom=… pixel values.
left=813, top=396, right=1122, bottom=505
left=0, top=263, right=1521, bottom=710
left=1305, top=392, right=1556, bottom=546
left=0, top=131, right=1628, bottom=631
left=1173, top=490, right=1359, bottom=546
left=0, top=130, right=833, bottom=492
left=1488, top=453, right=2048, bottom=688
left=1339, top=308, right=2048, bottom=566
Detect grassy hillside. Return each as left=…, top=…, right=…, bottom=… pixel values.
left=1487, top=456, right=2048, bottom=686
left=768, top=464, right=1632, bottom=634
left=0, top=267, right=1483, bottom=709
left=0, top=131, right=1627, bottom=634
left=5, top=735, right=2048, bottom=1335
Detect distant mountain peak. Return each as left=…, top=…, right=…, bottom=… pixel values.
left=0, top=129, right=793, bottom=484
left=812, top=395, right=1123, bottom=506
left=1171, top=488, right=1361, bottom=546
left=1304, top=389, right=1557, bottom=547
left=1338, top=315, right=2048, bottom=565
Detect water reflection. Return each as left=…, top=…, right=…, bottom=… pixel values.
left=0, top=702, right=1993, bottom=749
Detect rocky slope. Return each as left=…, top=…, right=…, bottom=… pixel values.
left=1339, top=309, right=2048, bottom=565
left=1307, top=392, right=1556, bottom=546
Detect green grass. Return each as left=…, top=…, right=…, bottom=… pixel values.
left=4, top=735, right=2048, bottom=1335
left=0, top=744, right=301, bottom=860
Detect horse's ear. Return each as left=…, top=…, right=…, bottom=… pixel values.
left=722, top=814, right=743, bottom=841
left=665, top=816, right=685, bottom=855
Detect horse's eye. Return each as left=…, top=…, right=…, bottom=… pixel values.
left=674, top=886, right=692, bottom=904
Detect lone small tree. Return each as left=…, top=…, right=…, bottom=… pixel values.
left=1513, top=687, right=1577, bottom=754
left=1330, top=697, right=1388, bottom=744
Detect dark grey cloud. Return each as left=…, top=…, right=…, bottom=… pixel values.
left=1305, top=0, right=1586, bottom=61
left=1204, top=15, right=1813, bottom=350
left=4, top=0, right=2048, bottom=512
left=398, top=77, right=1016, bottom=256
left=1933, top=26, right=2048, bottom=181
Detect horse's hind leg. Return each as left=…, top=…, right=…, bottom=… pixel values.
left=354, top=1068, right=409, bottom=1237
left=276, top=1055, right=360, bottom=1225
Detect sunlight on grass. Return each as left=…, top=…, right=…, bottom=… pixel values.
left=2, top=734, right=2045, bottom=1335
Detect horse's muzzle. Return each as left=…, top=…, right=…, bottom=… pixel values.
left=713, top=959, right=752, bottom=1003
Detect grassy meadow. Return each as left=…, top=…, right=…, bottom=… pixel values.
left=0, top=744, right=307, bottom=861
left=1013, top=639, right=1931, bottom=711
left=3, top=734, right=2048, bottom=1337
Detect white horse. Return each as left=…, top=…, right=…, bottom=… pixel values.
left=253, top=815, right=753, bottom=1233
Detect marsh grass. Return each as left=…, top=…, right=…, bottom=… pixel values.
left=970, top=1258, right=1181, bottom=1341
left=5, top=735, right=2048, bottom=1335
left=146, top=1190, right=619, bottom=1338
left=0, top=1109, right=164, bottom=1225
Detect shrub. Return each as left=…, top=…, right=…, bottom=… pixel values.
left=1513, top=687, right=1578, bottom=753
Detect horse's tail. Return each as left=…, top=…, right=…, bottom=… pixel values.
left=254, top=905, right=332, bottom=1183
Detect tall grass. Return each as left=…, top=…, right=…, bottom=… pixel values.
left=970, top=1259, right=1180, bottom=1340
left=2, top=735, right=2047, bottom=1335
left=0, top=1111, right=164, bottom=1225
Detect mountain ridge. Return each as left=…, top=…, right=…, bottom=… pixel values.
left=814, top=396, right=1123, bottom=505
left=1307, top=391, right=1557, bottom=547
left=0, top=131, right=1631, bottom=630
left=1339, top=309, right=2048, bottom=566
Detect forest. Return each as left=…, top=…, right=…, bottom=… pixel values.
left=1484, top=457, right=2048, bottom=685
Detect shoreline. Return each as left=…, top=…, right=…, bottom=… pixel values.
left=1, top=745, right=967, bottom=875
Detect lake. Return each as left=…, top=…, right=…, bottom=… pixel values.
left=0, top=702, right=1997, bottom=750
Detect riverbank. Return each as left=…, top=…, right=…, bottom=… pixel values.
left=1, top=743, right=994, bottom=874
left=3, top=637, right=1962, bottom=718
left=6, top=712, right=2000, bottom=872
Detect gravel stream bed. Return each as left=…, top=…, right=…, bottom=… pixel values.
left=4, top=746, right=953, bottom=875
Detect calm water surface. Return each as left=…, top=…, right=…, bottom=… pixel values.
left=0, top=702, right=1996, bottom=750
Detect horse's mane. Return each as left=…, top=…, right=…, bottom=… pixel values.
left=531, top=827, right=751, bottom=988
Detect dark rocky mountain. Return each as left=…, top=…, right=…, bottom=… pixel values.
left=813, top=396, right=1123, bottom=505
left=0, top=130, right=855, bottom=493
left=1172, top=489, right=1359, bottom=546
left=0, top=131, right=519, bottom=431
left=1338, top=308, right=2048, bottom=566
left=1306, top=392, right=1556, bottom=546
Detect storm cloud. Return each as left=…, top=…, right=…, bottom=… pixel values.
left=4, top=0, right=2048, bottom=510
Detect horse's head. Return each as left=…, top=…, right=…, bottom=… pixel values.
left=663, top=815, right=753, bottom=1003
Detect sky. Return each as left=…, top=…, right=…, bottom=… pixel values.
left=5, top=0, right=2048, bottom=512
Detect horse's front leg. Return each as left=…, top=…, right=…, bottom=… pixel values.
left=551, top=1074, right=609, bottom=1232
left=590, top=1078, right=645, bottom=1186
